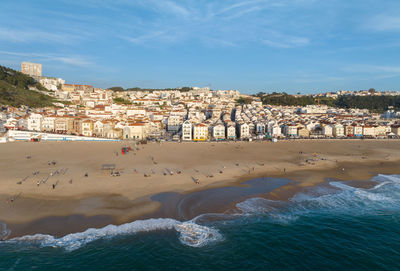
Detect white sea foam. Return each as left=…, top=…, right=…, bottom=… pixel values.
left=3, top=174, right=400, bottom=251
left=0, top=222, right=11, bottom=241
left=233, top=174, right=400, bottom=222
left=5, top=217, right=222, bottom=251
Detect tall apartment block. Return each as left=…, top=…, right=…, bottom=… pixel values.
left=21, top=62, right=42, bottom=77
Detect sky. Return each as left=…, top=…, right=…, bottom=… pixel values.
left=1, top=0, right=400, bottom=94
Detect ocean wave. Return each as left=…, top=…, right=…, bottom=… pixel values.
left=2, top=174, right=400, bottom=251
left=234, top=174, right=400, bottom=223
left=4, top=218, right=222, bottom=251
left=0, top=222, right=11, bottom=241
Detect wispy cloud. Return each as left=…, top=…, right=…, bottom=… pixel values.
left=0, top=27, right=81, bottom=44
left=367, top=15, right=400, bottom=32
left=0, top=50, right=93, bottom=67
left=342, top=65, right=400, bottom=74
left=262, top=36, right=310, bottom=48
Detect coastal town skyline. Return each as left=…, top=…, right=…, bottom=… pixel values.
left=1, top=0, right=400, bottom=93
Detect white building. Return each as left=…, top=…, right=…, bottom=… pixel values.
left=27, top=113, right=43, bottom=131
left=181, top=120, right=192, bottom=141
left=213, top=124, right=225, bottom=140
left=363, top=126, right=375, bottom=137
left=238, top=123, right=250, bottom=139
left=333, top=124, right=345, bottom=137
left=167, top=115, right=182, bottom=132
left=256, top=123, right=266, bottom=134
left=284, top=125, right=298, bottom=137
left=322, top=125, right=333, bottom=137
left=41, top=116, right=56, bottom=132
left=227, top=125, right=236, bottom=140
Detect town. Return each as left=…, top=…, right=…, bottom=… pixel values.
left=1, top=62, right=400, bottom=143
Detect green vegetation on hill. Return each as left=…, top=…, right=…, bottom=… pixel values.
left=335, top=95, right=400, bottom=112
left=0, top=65, right=55, bottom=107
left=255, top=92, right=400, bottom=112
left=113, top=97, right=131, bottom=104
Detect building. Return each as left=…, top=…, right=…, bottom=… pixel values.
left=27, top=113, right=42, bottom=131
left=284, top=124, right=298, bottom=137
left=322, top=125, right=333, bottom=137
left=226, top=125, right=236, bottom=140
left=213, top=124, right=225, bottom=140
left=363, top=126, right=375, bottom=137
left=238, top=123, right=250, bottom=139
left=123, top=123, right=147, bottom=140
left=42, top=116, right=56, bottom=132
left=182, top=120, right=192, bottom=141
left=39, top=77, right=65, bottom=91
left=21, top=62, right=42, bottom=77
left=167, top=115, right=181, bottom=132
left=81, top=119, right=94, bottom=137
left=193, top=123, right=208, bottom=141
left=333, top=124, right=345, bottom=137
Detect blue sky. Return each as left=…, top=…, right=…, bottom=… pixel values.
left=1, top=0, right=400, bottom=93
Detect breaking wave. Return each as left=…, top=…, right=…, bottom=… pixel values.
left=4, top=218, right=222, bottom=251
left=235, top=174, right=400, bottom=223
left=2, top=174, right=399, bottom=252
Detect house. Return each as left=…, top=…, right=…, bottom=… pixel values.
left=238, top=123, right=250, bottom=139
left=182, top=120, right=192, bottom=141
left=374, top=125, right=387, bottom=136
left=213, top=124, right=225, bottom=140
left=193, top=123, right=208, bottom=141
left=27, top=113, right=42, bottom=131
left=256, top=123, right=266, bottom=134
left=93, top=120, right=104, bottom=137
left=226, top=125, right=236, bottom=140
left=54, top=117, right=72, bottom=133
left=81, top=119, right=94, bottom=137
left=322, top=125, right=333, bottom=137
left=167, top=115, right=181, bottom=132
left=333, top=124, right=345, bottom=137
left=363, top=126, right=375, bottom=137
left=123, top=123, right=147, bottom=140
left=391, top=125, right=400, bottom=136
left=268, top=124, right=282, bottom=137
left=284, top=124, right=297, bottom=137
left=107, top=128, right=122, bottom=139
left=344, top=125, right=354, bottom=137
left=297, top=127, right=310, bottom=138
left=353, top=125, right=363, bottom=137
left=42, top=116, right=56, bottom=132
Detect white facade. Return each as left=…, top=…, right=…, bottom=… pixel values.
left=363, top=126, right=375, bottom=137
left=27, top=113, right=43, bottom=131
left=238, top=123, right=250, bottom=139
left=213, top=124, right=225, bottom=140
left=182, top=121, right=192, bottom=141
left=227, top=125, right=236, bottom=139
left=322, top=125, right=333, bottom=137
left=333, top=124, right=345, bottom=137
left=284, top=125, right=298, bottom=137
left=41, top=116, right=55, bottom=132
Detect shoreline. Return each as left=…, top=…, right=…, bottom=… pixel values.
left=1, top=140, right=400, bottom=238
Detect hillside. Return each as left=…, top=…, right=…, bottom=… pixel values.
left=0, top=65, right=55, bottom=107
left=254, top=92, right=400, bottom=113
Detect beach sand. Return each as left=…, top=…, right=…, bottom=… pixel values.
left=1, top=139, right=399, bottom=237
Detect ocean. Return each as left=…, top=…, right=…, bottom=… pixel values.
left=1, top=174, right=400, bottom=270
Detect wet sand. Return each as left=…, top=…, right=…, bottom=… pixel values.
left=1, top=140, right=400, bottom=237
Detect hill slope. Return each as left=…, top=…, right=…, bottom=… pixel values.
left=0, top=65, right=55, bottom=107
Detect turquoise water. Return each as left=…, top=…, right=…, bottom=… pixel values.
left=1, top=174, right=400, bottom=270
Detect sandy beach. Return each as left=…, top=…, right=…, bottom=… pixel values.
left=1, top=139, right=400, bottom=237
